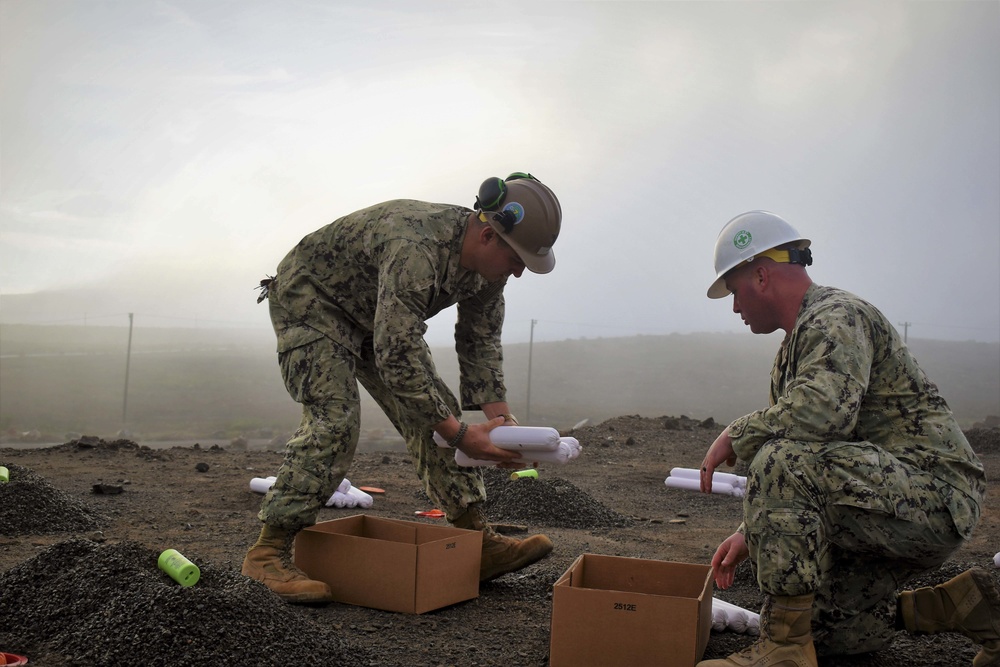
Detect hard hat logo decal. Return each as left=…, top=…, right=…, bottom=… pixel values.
left=733, top=230, right=752, bottom=249
left=491, top=201, right=525, bottom=234
left=503, top=202, right=525, bottom=226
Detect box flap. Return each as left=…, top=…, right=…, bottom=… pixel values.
left=413, top=527, right=482, bottom=613
left=570, top=553, right=709, bottom=599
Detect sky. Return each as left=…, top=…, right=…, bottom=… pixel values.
left=1, top=0, right=998, bottom=345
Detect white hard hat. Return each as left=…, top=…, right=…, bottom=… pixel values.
left=707, top=210, right=811, bottom=299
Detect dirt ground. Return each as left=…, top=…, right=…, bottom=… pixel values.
left=1, top=416, right=998, bottom=667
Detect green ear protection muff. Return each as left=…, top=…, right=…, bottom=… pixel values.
left=475, top=172, right=539, bottom=233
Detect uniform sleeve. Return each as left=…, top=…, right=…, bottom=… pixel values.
left=455, top=282, right=507, bottom=410
left=371, top=240, right=454, bottom=425
left=728, top=303, right=874, bottom=462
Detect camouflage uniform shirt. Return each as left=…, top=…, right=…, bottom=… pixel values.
left=727, top=284, right=985, bottom=536
left=267, top=199, right=508, bottom=426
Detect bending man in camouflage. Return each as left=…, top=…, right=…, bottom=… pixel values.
left=243, top=173, right=561, bottom=603
left=697, top=211, right=997, bottom=667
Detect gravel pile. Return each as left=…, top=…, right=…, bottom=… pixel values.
left=482, top=467, right=633, bottom=529
left=0, top=463, right=108, bottom=535
left=967, top=427, right=1000, bottom=455
left=0, top=538, right=369, bottom=667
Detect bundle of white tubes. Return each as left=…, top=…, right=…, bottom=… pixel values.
left=433, top=425, right=582, bottom=467
left=664, top=467, right=747, bottom=498
left=712, top=597, right=760, bottom=635
left=248, top=476, right=373, bottom=509
left=325, top=478, right=374, bottom=509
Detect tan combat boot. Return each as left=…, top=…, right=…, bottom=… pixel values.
left=453, top=503, right=553, bottom=582
left=697, top=594, right=818, bottom=667
left=241, top=524, right=333, bottom=604
left=899, top=567, right=1000, bottom=667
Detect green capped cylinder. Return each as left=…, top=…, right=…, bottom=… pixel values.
left=158, top=548, right=200, bottom=587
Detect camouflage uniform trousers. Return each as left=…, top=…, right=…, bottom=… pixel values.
left=258, top=335, right=486, bottom=531
left=744, top=438, right=980, bottom=656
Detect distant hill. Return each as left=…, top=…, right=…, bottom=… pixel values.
left=2, top=324, right=997, bottom=446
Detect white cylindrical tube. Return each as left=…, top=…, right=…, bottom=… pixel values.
left=326, top=490, right=351, bottom=508
left=324, top=480, right=353, bottom=506
left=560, top=437, right=581, bottom=459
left=728, top=610, right=749, bottom=633
left=669, top=467, right=746, bottom=489
left=346, top=485, right=373, bottom=508
left=664, top=473, right=744, bottom=496
left=249, top=476, right=277, bottom=494
left=994, top=552, right=1000, bottom=568
left=434, top=425, right=561, bottom=451
left=488, top=426, right=561, bottom=451
left=711, top=608, right=728, bottom=632
left=664, top=476, right=736, bottom=496
left=454, top=444, right=577, bottom=467
left=712, top=597, right=761, bottom=634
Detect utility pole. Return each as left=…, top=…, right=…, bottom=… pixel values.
left=526, top=319, right=537, bottom=423
left=898, top=321, right=911, bottom=343
left=123, top=313, right=134, bottom=426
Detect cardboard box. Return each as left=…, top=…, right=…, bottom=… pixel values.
left=549, top=553, right=714, bottom=667
left=294, top=514, right=481, bottom=614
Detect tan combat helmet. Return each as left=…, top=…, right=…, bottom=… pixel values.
left=475, top=172, right=561, bottom=274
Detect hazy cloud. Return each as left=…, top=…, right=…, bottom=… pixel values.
left=1, top=0, right=997, bottom=345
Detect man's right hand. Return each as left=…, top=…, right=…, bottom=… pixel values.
left=701, top=427, right=738, bottom=493
left=457, top=416, right=522, bottom=465
left=435, top=416, right=522, bottom=466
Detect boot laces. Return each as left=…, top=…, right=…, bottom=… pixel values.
left=280, top=534, right=310, bottom=577
left=734, top=637, right=771, bottom=661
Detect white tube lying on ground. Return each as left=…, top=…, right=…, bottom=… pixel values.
left=712, top=597, right=760, bottom=635
left=433, top=425, right=562, bottom=451
left=669, top=467, right=747, bottom=489
left=250, top=476, right=349, bottom=495
left=664, top=475, right=743, bottom=497
left=326, top=478, right=361, bottom=507
left=455, top=437, right=582, bottom=467
left=249, top=476, right=277, bottom=494
left=994, top=552, right=1000, bottom=568
left=711, top=606, right=729, bottom=632
left=252, top=474, right=366, bottom=508
left=326, top=490, right=355, bottom=508
left=346, top=485, right=373, bottom=508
